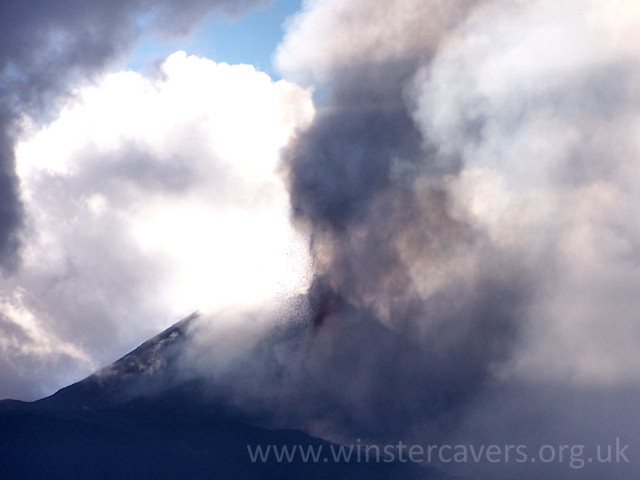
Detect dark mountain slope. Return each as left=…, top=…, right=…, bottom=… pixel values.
left=0, top=314, right=458, bottom=480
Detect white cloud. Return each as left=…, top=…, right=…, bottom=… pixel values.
left=1, top=51, right=314, bottom=400
left=411, top=0, right=640, bottom=385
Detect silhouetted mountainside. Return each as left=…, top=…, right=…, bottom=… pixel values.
left=0, top=314, right=457, bottom=480
left=32, top=312, right=200, bottom=413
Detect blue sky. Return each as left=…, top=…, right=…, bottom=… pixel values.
left=127, top=0, right=302, bottom=77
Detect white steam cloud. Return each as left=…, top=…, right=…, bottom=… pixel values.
left=1, top=52, right=313, bottom=400
left=412, top=0, right=640, bottom=385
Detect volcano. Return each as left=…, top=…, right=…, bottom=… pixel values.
left=0, top=314, right=455, bottom=480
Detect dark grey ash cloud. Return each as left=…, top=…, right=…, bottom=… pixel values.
left=179, top=2, right=640, bottom=474
left=265, top=0, right=531, bottom=436
left=166, top=0, right=532, bottom=444
left=0, top=0, right=264, bottom=270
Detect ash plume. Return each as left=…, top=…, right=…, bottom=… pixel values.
left=184, top=3, right=640, bottom=462
left=176, top=0, right=532, bottom=440
left=277, top=0, right=529, bottom=434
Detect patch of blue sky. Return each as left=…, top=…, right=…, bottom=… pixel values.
left=125, top=0, right=302, bottom=79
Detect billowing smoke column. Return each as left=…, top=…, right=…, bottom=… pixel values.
left=0, top=0, right=261, bottom=271
left=279, top=69, right=529, bottom=435
left=186, top=0, right=533, bottom=439
left=195, top=0, right=640, bottom=445
left=284, top=12, right=528, bottom=437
